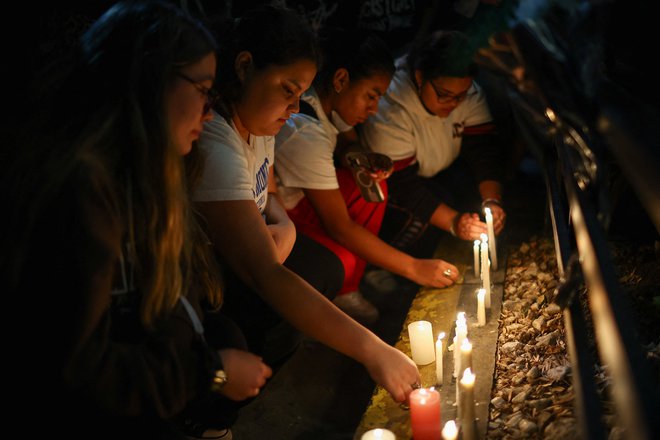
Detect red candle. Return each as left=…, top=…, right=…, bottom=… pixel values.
left=409, top=388, right=442, bottom=440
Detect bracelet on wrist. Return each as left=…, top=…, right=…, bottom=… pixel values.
left=481, top=198, right=502, bottom=210
left=450, top=213, right=461, bottom=237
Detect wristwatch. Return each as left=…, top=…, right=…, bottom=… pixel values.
left=211, top=368, right=228, bottom=393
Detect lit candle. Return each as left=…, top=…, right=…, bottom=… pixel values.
left=484, top=207, right=498, bottom=270
left=456, top=334, right=472, bottom=410
left=473, top=240, right=480, bottom=278
left=408, top=321, right=435, bottom=365
left=460, top=338, right=472, bottom=376
left=409, top=388, right=442, bottom=440
left=441, top=420, right=458, bottom=440
left=435, top=332, right=445, bottom=385
left=453, top=316, right=467, bottom=378
left=361, top=428, right=396, bottom=440
left=480, top=234, right=491, bottom=308
left=477, top=289, right=486, bottom=326
left=460, top=368, right=477, bottom=440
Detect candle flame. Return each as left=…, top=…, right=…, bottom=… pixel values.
left=461, top=338, right=472, bottom=351
left=474, top=239, right=480, bottom=246
left=437, top=332, right=445, bottom=341
left=461, top=367, right=475, bottom=385
left=480, top=233, right=488, bottom=241
left=484, top=206, right=492, bottom=216
left=477, top=289, right=485, bottom=299
left=442, top=420, right=458, bottom=439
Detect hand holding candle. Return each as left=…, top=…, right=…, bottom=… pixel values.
left=410, top=388, right=442, bottom=440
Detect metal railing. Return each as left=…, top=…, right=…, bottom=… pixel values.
left=474, top=1, right=660, bottom=438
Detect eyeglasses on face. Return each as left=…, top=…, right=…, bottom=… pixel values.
left=176, top=72, right=219, bottom=114
left=428, top=80, right=476, bottom=105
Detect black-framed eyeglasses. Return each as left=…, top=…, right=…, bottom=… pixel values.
left=428, top=81, right=476, bottom=105
left=176, top=72, right=219, bottom=114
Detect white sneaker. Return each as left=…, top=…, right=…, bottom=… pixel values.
left=332, top=291, right=380, bottom=324
left=363, top=269, right=398, bottom=293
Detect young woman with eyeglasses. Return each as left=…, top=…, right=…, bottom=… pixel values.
left=2, top=2, right=271, bottom=438
left=273, top=28, right=459, bottom=325
left=361, top=30, right=507, bottom=245
left=193, top=5, right=421, bottom=403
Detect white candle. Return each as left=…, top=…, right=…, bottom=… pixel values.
left=435, top=332, right=445, bottom=385
left=480, top=234, right=491, bottom=309
left=452, top=335, right=458, bottom=378
left=361, top=428, right=396, bottom=440
left=477, top=289, right=486, bottom=326
left=456, top=336, right=472, bottom=410
left=408, top=321, right=435, bottom=365
left=473, top=240, right=480, bottom=278
left=453, top=316, right=467, bottom=378
left=484, top=207, right=498, bottom=271
left=460, top=338, right=473, bottom=375
left=441, top=420, right=458, bottom=440
left=460, top=368, right=477, bottom=440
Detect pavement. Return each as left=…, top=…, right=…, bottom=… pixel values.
left=231, top=159, right=547, bottom=439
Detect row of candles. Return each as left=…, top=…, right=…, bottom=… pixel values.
left=362, top=208, right=498, bottom=439
left=363, top=314, right=478, bottom=439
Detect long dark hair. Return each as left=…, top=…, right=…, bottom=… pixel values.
left=3, top=0, right=221, bottom=326
left=314, top=27, right=394, bottom=95
left=207, top=4, right=320, bottom=119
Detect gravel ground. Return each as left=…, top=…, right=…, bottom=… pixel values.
left=486, top=237, right=659, bottom=439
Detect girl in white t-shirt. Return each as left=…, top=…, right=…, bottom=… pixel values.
left=275, top=29, right=459, bottom=324
left=194, top=6, right=420, bottom=403
left=361, top=30, right=507, bottom=244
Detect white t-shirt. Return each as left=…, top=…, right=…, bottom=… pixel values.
left=194, top=111, right=274, bottom=214
left=360, top=58, right=492, bottom=177
left=274, top=88, right=342, bottom=210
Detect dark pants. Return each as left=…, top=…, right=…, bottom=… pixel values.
left=381, top=158, right=482, bottom=253
left=220, top=232, right=344, bottom=368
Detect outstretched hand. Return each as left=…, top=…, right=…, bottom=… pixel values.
left=410, top=258, right=459, bottom=288
left=363, top=342, right=421, bottom=403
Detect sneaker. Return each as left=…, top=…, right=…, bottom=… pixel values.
left=362, top=269, right=398, bottom=294
left=186, top=428, right=232, bottom=440
left=332, top=291, right=380, bottom=324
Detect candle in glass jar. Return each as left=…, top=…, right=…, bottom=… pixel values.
left=473, top=240, right=480, bottom=278
left=408, top=321, right=435, bottom=365
left=484, top=207, right=498, bottom=271
left=361, top=428, right=396, bottom=440
left=409, top=388, right=442, bottom=440
left=435, top=332, right=445, bottom=385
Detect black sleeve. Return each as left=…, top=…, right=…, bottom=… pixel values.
left=459, top=122, right=505, bottom=183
